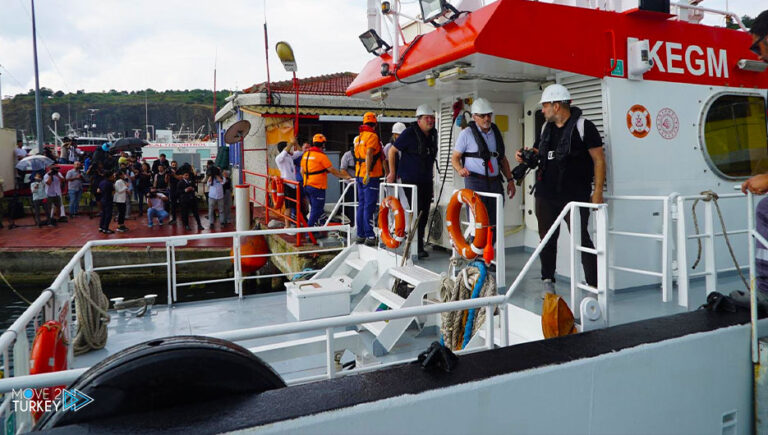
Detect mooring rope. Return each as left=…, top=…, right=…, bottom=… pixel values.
left=73, top=270, right=111, bottom=355
left=691, top=190, right=749, bottom=291
left=439, top=263, right=496, bottom=351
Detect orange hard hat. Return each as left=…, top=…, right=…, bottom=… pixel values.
left=362, top=112, right=377, bottom=124
left=312, top=133, right=327, bottom=143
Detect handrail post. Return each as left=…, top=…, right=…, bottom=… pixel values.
left=500, top=303, right=509, bottom=347
left=595, top=204, right=609, bottom=325
left=661, top=197, right=671, bottom=302
left=747, top=192, right=758, bottom=363
left=326, top=327, right=336, bottom=379
left=165, top=242, right=173, bottom=305
left=676, top=196, right=690, bottom=308
left=233, top=234, right=243, bottom=299
left=171, top=245, right=178, bottom=303
left=485, top=304, right=494, bottom=350
left=703, top=200, right=716, bottom=295
left=570, top=203, right=582, bottom=317
left=496, top=193, right=504, bottom=292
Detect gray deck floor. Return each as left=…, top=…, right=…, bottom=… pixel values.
left=73, top=247, right=741, bottom=382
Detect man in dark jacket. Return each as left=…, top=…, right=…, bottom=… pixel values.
left=176, top=171, right=204, bottom=231
left=387, top=104, right=438, bottom=258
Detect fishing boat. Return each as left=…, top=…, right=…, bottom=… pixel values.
left=1, top=0, right=767, bottom=433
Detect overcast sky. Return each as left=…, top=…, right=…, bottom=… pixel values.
left=0, top=0, right=764, bottom=98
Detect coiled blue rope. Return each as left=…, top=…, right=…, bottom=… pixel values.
left=461, top=261, right=486, bottom=349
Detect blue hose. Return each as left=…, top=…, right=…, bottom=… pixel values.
left=461, top=261, right=486, bottom=349
left=291, top=267, right=315, bottom=281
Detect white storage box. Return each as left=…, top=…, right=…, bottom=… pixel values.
left=286, top=276, right=353, bottom=321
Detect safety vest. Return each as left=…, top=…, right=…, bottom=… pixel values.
left=536, top=106, right=589, bottom=193
left=354, top=127, right=384, bottom=179
left=301, top=147, right=330, bottom=189
left=461, top=121, right=506, bottom=177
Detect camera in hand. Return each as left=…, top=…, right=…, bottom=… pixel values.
left=511, top=148, right=538, bottom=182
left=49, top=166, right=59, bottom=173
left=147, top=191, right=157, bottom=199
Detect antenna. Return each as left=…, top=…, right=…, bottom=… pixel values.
left=264, top=0, right=273, bottom=105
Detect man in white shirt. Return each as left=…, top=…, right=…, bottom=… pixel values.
left=43, top=166, right=65, bottom=225
left=207, top=169, right=224, bottom=227
left=146, top=188, right=169, bottom=227
left=275, top=140, right=300, bottom=225
left=14, top=141, right=27, bottom=162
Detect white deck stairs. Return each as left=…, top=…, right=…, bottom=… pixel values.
left=353, top=265, right=442, bottom=355
left=286, top=245, right=399, bottom=321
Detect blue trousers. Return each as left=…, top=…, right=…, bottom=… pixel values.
left=305, top=186, right=326, bottom=227
left=68, top=189, right=82, bottom=215
left=356, top=178, right=380, bottom=238
left=757, top=197, right=768, bottom=294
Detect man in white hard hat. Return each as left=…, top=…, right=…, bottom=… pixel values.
left=383, top=122, right=406, bottom=178
left=387, top=105, right=438, bottom=258
left=451, top=98, right=515, bottom=231
left=515, top=83, right=606, bottom=298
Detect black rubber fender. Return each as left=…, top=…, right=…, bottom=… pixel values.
left=35, top=335, right=285, bottom=429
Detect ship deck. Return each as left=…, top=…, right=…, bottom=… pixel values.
left=72, top=247, right=737, bottom=383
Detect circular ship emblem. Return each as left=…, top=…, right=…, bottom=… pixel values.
left=656, top=108, right=679, bottom=140
left=626, top=104, right=651, bottom=139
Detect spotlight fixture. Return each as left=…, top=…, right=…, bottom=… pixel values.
left=438, top=66, right=467, bottom=82
left=359, top=29, right=392, bottom=55
left=418, top=0, right=460, bottom=26
left=370, top=89, right=388, bottom=102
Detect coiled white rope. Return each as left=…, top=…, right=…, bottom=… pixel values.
left=73, top=270, right=111, bottom=355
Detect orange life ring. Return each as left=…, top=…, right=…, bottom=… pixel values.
left=269, top=176, right=285, bottom=209
left=378, top=196, right=406, bottom=249
left=446, top=189, right=490, bottom=259
left=29, top=321, right=68, bottom=421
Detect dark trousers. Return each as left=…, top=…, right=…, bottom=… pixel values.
left=535, top=196, right=597, bottom=287
left=400, top=179, right=433, bottom=253
left=135, top=187, right=149, bottom=214
left=356, top=178, right=380, bottom=238
left=169, top=189, right=178, bottom=220
left=464, top=175, right=504, bottom=229
left=180, top=199, right=202, bottom=227
left=757, top=197, right=768, bottom=294
left=116, top=202, right=126, bottom=226
left=304, top=186, right=326, bottom=227
left=99, top=200, right=113, bottom=230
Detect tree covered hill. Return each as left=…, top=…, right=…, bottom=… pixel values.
left=2, top=88, right=231, bottom=141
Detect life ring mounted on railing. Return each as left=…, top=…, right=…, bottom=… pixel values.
left=446, top=189, right=489, bottom=260
left=269, top=176, right=285, bottom=209
left=378, top=196, right=406, bottom=249
left=29, top=320, right=68, bottom=421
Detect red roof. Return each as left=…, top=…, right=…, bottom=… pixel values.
left=244, top=72, right=357, bottom=97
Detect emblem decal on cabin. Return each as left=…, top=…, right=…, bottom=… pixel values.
left=626, top=105, right=651, bottom=138
left=656, top=108, right=679, bottom=140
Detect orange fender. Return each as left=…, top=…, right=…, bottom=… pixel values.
left=232, top=235, right=270, bottom=274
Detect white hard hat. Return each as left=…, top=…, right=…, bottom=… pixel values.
left=470, top=98, right=494, bottom=115
left=392, top=122, right=407, bottom=135
left=539, top=84, right=571, bottom=104
left=125, top=151, right=132, bottom=157
left=415, top=104, right=435, bottom=117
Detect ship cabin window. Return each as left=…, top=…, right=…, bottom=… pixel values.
left=703, top=94, right=768, bottom=178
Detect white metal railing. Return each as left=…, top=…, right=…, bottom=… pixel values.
left=0, top=201, right=609, bottom=396
left=379, top=182, right=418, bottom=260
left=605, top=194, right=675, bottom=302
left=670, top=2, right=747, bottom=31
left=453, top=190, right=506, bottom=292
left=325, top=179, right=358, bottom=228
left=675, top=191, right=751, bottom=308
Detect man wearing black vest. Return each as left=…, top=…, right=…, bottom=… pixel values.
left=451, top=98, right=515, bottom=231
left=387, top=104, right=438, bottom=258
left=516, top=84, right=606, bottom=298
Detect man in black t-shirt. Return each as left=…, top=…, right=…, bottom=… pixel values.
left=516, top=84, right=606, bottom=298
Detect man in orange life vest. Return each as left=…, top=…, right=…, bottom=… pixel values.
left=354, top=112, right=386, bottom=246
left=301, top=134, right=350, bottom=227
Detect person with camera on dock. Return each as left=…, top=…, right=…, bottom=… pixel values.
left=451, top=98, right=516, bottom=231
left=515, top=84, right=605, bottom=299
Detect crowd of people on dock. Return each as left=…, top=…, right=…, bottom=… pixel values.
left=6, top=139, right=233, bottom=235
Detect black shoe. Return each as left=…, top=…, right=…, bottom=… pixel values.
left=198, top=226, right=205, bottom=231
left=116, top=226, right=128, bottom=233
left=417, top=250, right=429, bottom=259
left=103, top=229, right=115, bottom=234
left=58, top=216, right=68, bottom=223
left=355, top=237, right=366, bottom=244
left=168, top=219, right=176, bottom=225
left=364, top=237, right=376, bottom=247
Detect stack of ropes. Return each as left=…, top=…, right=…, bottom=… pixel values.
left=73, top=270, right=111, bottom=355
left=439, top=261, right=497, bottom=351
